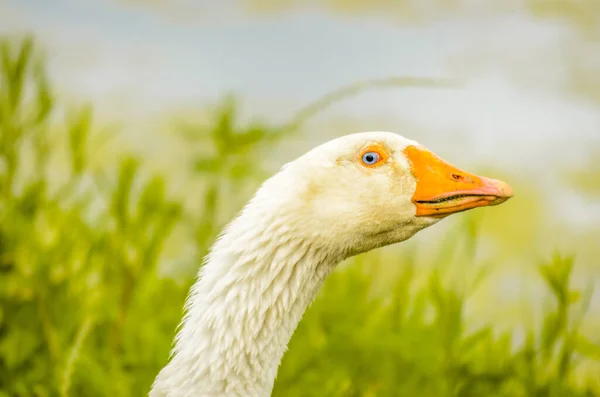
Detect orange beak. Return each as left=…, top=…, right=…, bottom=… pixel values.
left=404, top=145, right=514, bottom=218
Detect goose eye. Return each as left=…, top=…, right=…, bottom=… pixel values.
left=361, top=151, right=380, bottom=165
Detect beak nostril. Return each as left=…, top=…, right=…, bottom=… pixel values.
left=451, top=174, right=462, bottom=181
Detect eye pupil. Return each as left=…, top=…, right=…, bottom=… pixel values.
left=366, top=155, right=374, bottom=162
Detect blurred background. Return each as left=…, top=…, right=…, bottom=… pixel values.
left=1, top=1, right=599, bottom=396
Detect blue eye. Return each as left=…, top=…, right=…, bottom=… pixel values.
left=361, top=151, right=380, bottom=165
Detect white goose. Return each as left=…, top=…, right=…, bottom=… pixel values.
left=150, top=131, right=513, bottom=397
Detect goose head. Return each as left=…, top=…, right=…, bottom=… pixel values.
left=268, top=131, right=513, bottom=256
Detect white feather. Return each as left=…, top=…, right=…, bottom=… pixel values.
left=150, top=132, right=439, bottom=397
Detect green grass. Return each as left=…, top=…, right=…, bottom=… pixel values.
left=0, top=36, right=599, bottom=397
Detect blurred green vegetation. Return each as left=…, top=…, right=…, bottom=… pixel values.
left=0, top=35, right=599, bottom=397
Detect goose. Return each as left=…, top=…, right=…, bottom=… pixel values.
left=150, top=131, right=513, bottom=397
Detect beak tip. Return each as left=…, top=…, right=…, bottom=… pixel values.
left=487, top=178, right=514, bottom=205
left=496, top=179, right=514, bottom=199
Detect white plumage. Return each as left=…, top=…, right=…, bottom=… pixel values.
left=150, top=131, right=513, bottom=397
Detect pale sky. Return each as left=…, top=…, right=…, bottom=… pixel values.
left=2, top=0, right=599, bottom=184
